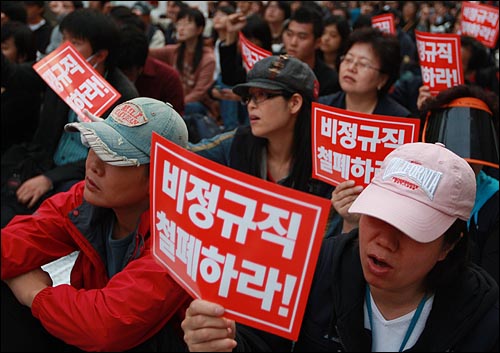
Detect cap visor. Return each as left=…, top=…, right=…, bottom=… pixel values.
left=349, top=183, right=456, bottom=243
left=233, top=79, right=290, bottom=96
left=65, top=122, right=149, bottom=166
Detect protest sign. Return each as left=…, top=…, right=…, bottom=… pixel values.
left=461, top=1, right=499, bottom=49
left=312, top=102, right=421, bottom=187
left=239, top=31, right=272, bottom=72
left=371, top=13, right=395, bottom=34
left=151, top=133, right=331, bottom=340
left=415, top=30, right=464, bottom=96
left=33, top=41, right=120, bottom=122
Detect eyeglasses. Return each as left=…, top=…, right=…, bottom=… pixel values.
left=240, top=91, right=283, bottom=106
left=340, top=55, right=381, bottom=72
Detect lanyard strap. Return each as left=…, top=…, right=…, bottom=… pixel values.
left=366, top=285, right=427, bottom=352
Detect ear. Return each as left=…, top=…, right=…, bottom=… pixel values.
left=377, top=73, right=389, bottom=91
left=289, top=93, right=303, bottom=115
left=94, top=49, right=109, bottom=65
left=437, top=232, right=462, bottom=261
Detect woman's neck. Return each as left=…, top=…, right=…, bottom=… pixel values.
left=184, top=37, right=198, bottom=53
left=345, top=92, right=378, bottom=114
left=369, top=284, right=427, bottom=320
left=322, top=51, right=338, bottom=70
left=267, top=133, right=294, bottom=181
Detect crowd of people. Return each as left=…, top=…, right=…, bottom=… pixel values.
left=1, top=1, right=498, bottom=352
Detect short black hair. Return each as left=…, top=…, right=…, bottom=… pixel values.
left=1, top=2, right=27, bottom=23
left=1, top=21, right=36, bottom=62
left=288, top=5, right=324, bottom=39
left=115, top=25, right=148, bottom=72
left=59, top=8, right=120, bottom=67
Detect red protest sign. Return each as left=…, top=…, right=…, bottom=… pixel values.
left=239, top=32, right=272, bottom=72
left=415, top=30, right=464, bottom=96
left=33, top=41, right=121, bottom=122
left=151, top=133, right=331, bottom=341
left=311, top=102, right=421, bottom=187
left=461, top=1, right=499, bottom=49
left=371, top=13, right=395, bottom=35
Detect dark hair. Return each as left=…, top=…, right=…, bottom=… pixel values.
left=343, top=27, right=401, bottom=96
left=420, top=84, right=499, bottom=135
left=1, top=21, right=36, bottom=62
left=108, top=5, right=146, bottom=31
left=114, top=25, right=148, bottom=72
left=266, top=1, right=291, bottom=20
left=1, top=2, right=27, bottom=23
left=425, top=219, right=470, bottom=291
left=461, top=35, right=492, bottom=73
left=242, top=14, right=273, bottom=52
left=176, top=7, right=205, bottom=74
left=323, top=15, right=351, bottom=55
left=288, top=5, right=324, bottom=39
left=59, top=8, right=120, bottom=67
left=239, top=91, right=315, bottom=193
left=352, top=14, right=372, bottom=30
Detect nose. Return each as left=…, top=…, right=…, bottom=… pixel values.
left=374, top=231, right=399, bottom=252
left=86, top=150, right=104, bottom=176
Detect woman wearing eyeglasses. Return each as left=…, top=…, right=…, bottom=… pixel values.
left=189, top=54, right=333, bottom=200
left=320, top=26, right=411, bottom=117
left=320, top=27, right=412, bottom=238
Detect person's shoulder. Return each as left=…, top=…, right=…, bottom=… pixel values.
left=107, top=67, right=139, bottom=99
left=144, top=56, right=179, bottom=76
left=380, top=94, right=412, bottom=117
left=318, top=91, right=344, bottom=106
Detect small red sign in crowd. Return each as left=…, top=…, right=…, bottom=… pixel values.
left=415, top=30, right=464, bottom=95
left=239, top=32, right=272, bottom=72
left=33, top=41, right=121, bottom=122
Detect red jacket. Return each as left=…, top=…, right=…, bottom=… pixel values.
left=1, top=181, right=190, bottom=351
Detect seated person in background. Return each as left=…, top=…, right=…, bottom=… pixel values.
left=420, top=84, right=499, bottom=285
left=1, top=97, right=191, bottom=352
left=113, top=23, right=185, bottom=115
left=149, top=6, right=216, bottom=118
left=1, top=20, right=40, bottom=153
left=181, top=142, right=499, bottom=352
left=1, top=8, right=138, bottom=228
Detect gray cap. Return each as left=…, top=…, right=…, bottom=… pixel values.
left=233, top=55, right=319, bottom=101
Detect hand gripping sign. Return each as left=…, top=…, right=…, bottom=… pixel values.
left=150, top=133, right=331, bottom=341
left=312, top=102, right=421, bottom=188
left=415, top=30, right=464, bottom=96
left=33, top=41, right=121, bottom=122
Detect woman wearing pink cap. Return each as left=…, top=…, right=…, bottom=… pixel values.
left=181, top=142, right=498, bottom=352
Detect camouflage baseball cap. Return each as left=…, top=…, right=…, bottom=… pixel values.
left=233, top=55, right=319, bottom=101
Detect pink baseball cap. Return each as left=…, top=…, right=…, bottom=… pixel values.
left=349, top=142, right=476, bottom=243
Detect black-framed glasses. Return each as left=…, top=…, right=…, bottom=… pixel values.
left=339, top=54, right=381, bottom=72
left=240, top=91, right=283, bottom=106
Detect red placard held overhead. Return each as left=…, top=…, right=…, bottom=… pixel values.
left=415, top=30, right=464, bottom=96
left=150, top=133, right=331, bottom=341
left=461, top=1, right=499, bottom=49
left=239, top=32, right=272, bottom=72
left=311, top=103, right=421, bottom=187
left=371, top=13, right=396, bottom=35
left=33, top=41, right=121, bottom=122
